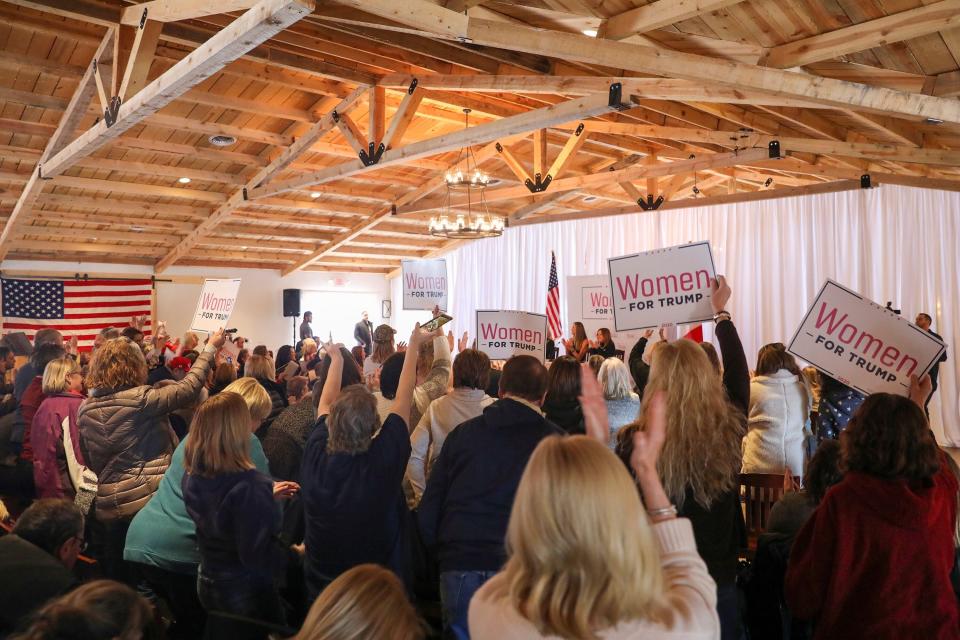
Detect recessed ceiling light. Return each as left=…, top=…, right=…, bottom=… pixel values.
left=581, top=29, right=598, bottom=37
left=209, top=134, right=237, bottom=146
left=925, top=117, right=944, bottom=125
left=130, top=225, right=144, bottom=232
left=582, top=195, right=598, bottom=202
left=178, top=177, right=191, bottom=184
left=310, top=192, right=321, bottom=198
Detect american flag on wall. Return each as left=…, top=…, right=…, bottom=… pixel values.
left=546, top=252, right=562, bottom=340
left=1, top=278, right=152, bottom=351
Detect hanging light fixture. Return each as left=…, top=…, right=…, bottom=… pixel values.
left=429, top=108, right=505, bottom=239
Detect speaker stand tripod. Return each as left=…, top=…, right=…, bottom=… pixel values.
left=292, top=313, right=299, bottom=347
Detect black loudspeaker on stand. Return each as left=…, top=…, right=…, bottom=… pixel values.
left=283, top=288, right=301, bottom=346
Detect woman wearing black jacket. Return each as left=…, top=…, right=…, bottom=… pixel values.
left=243, top=355, right=288, bottom=439
left=616, top=276, right=748, bottom=640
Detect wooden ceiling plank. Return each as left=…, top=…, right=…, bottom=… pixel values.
left=335, top=111, right=370, bottom=156
left=545, top=123, right=589, bottom=182
left=761, top=0, right=960, bottom=69
left=0, top=27, right=114, bottom=262
left=153, top=85, right=367, bottom=272
left=601, top=0, right=746, bottom=40
left=119, top=19, right=164, bottom=103
left=381, top=83, right=425, bottom=150
left=369, top=85, right=386, bottom=146
left=496, top=142, right=533, bottom=184
left=39, top=0, right=316, bottom=180
left=323, top=0, right=469, bottom=39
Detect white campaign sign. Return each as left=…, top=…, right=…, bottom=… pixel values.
left=566, top=275, right=643, bottom=359
left=190, top=278, right=241, bottom=334
left=476, top=310, right=548, bottom=361
left=787, top=280, right=946, bottom=396
left=402, top=259, right=448, bottom=311
left=607, top=241, right=716, bottom=331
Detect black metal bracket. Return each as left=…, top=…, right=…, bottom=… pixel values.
left=637, top=194, right=664, bottom=211
left=391, top=204, right=397, bottom=215
left=331, top=110, right=340, bottom=123
left=573, top=122, right=585, bottom=136
left=495, top=142, right=503, bottom=153
left=608, top=82, right=630, bottom=111
left=358, top=141, right=385, bottom=167
left=37, top=164, right=51, bottom=181
left=104, top=96, right=121, bottom=127
left=768, top=140, right=781, bottom=159
left=408, top=78, right=418, bottom=95
left=139, top=7, right=148, bottom=28
left=242, top=187, right=248, bottom=201
left=860, top=174, right=872, bottom=189
left=524, top=173, right=553, bottom=193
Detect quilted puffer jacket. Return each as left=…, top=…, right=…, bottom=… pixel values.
left=78, top=345, right=216, bottom=522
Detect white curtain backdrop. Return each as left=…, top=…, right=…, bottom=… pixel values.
left=391, top=184, right=960, bottom=445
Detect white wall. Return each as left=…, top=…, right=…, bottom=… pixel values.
left=1, top=260, right=390, bottom=351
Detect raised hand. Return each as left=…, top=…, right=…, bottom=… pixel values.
left=458, top=331, right=469, bottom=353
left=578, top=363, right=610, bottom=445
left=658, top=326, right=668, bottom=342
left=408, top=323, right=432, bottom=351
left=643, top=328, right=655, bottom=339
left=322, top=338, right=343, bottom=361
left=783, top=467, right=800, bottom=493
left=208, top=327, right=227, bottom=350
left=447, top=330, right=455, bottom=352
left=630, top=390, right=667, bottom=479
left=432, top=305, right=441, bottom=318
left=711, top=275, right=731, bottom=314
left=397, top=341, right=407, bottom=353
left=909, top=374, right=932, bottom=409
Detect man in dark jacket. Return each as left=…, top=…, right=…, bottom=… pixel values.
left=0, top=499, right=83, bottom=635
left=916, top=313, right=948, bottom=415
left=417, top=355, right=563, bottom=640
left=354, top=311, right=373, bottom=356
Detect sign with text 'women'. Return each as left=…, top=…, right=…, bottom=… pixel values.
left=476, top=310, right=548, bottom=361
left=402, top=259, right=448, bottom=311
left=787, top=280, right=946, bottom=396
left=190, top=278, right=241, bottom=334
left=607, top=242, right=716, bottom=331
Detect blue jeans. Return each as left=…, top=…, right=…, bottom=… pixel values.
left=440, top=570, right=497, bottom=640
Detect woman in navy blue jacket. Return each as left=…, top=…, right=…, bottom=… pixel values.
left=182, top=391, right=296, bottom=638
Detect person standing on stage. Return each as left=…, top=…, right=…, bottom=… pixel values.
left=300, top=311, right=315, bottom=342
left=915, top=312, right=947, bottom=414
left=354, top=311, right=374, bottom=356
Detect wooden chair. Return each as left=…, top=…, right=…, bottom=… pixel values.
left=739, top=473, right=797, bottom=557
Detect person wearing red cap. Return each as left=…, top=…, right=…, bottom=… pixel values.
left=147, top=356, right=193, bottom=386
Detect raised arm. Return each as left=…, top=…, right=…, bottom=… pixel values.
left=143, top=327, right=224, bottom=417
left=711, top=276, right=749, bottom=416
left=317, top=340, right=343, bottom=417
left=628, top=329, right=654, bottom=394
left=418, top=334, right=452, bottom=406
left=390, top=324, right=432, bottom=429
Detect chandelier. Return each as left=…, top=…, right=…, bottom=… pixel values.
left=429, top=108, right=505, bottom=239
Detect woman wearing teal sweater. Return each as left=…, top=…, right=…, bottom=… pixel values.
left=124, top=379, right=297, bottom=638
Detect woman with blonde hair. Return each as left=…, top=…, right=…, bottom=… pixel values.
left=244, top=354, right=288, bottom=438
left=469, top=371, right=719, bottom=639
left=183, top=392, right=292, bottom=637
left=31, top=357, right=85, bottom=499
left=79, top=327, right=224, bottom=582
left=599, top=357, right=640, bottom=447
left=615, top=276, right=747, bottom=640
left=293, top=564, right=424, bottom=640
left=125, top=380, right=291, bottom=638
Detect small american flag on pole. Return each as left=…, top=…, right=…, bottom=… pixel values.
left=1, top=278, right=152, bottom=351
left=546, top=252, right=562, bottom=340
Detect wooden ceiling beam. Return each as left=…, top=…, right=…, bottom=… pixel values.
left=761, top=0, right=960, bottom=69
left=154, top=85, right=368, bottom=272
left=601, top=0, right=745, bottom=40
left=252, top=90, right=622, bottom=198
left=120, top=0, right=262, bottom=26
left=39, top=0, right=315, bottom=180
left=457, top=17, right=960, bottom=123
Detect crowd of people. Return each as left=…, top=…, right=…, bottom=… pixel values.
left=0, top=282, right=954, bottom=640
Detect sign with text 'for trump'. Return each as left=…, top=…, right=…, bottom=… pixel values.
left=476, top=310, right=548, bottom=362
left=402, top=259, right=448, bottom=311
left=190, top=278, right=241, bottom=334
left=607, top=241, right=716, bottom=331
left=787, top=280, right=946, bottom=396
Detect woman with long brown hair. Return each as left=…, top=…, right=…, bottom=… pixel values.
left=615, top=276, right=748, bottom=640
left=562, top=321, right=589, bottom=362
left=743, top=343, right=810, bottom=478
